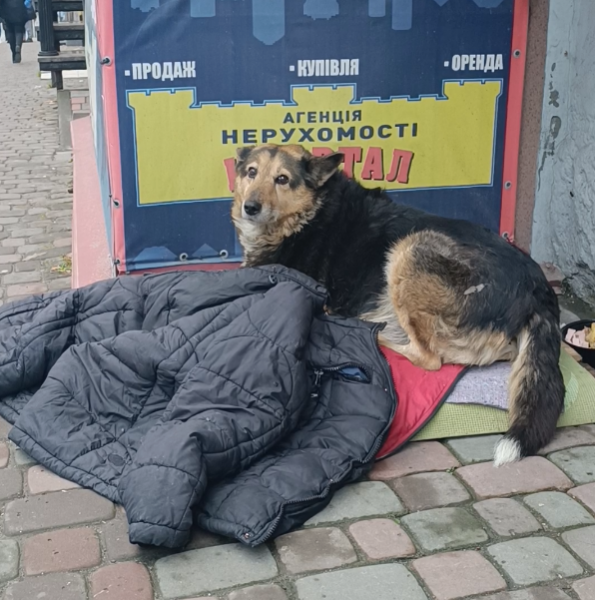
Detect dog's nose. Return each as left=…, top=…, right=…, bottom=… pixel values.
left=244, top=201, right=262, bottom=216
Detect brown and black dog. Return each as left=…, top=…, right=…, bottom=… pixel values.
left=231, top=144, right=564, bottom=466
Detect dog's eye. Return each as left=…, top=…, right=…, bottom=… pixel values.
left=247, top=167, right=257, bottom=179
left=275, top=175, right=289, bottom=185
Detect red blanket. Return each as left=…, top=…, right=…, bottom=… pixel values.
left=376, top=347, right=466, bottom=459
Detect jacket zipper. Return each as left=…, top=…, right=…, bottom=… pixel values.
left=313, top=363, right=373, bottom=382
left=242, top=324, right=398, bottom=546
left=310, top=368, right=324, bottom=400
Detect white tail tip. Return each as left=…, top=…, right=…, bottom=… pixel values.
left=493, top=437, right=522, bottom=467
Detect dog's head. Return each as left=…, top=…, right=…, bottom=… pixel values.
left=231, top=144, right=344, bottom=232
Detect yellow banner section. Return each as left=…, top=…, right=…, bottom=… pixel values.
left=128, top=81, right=502, bottom=205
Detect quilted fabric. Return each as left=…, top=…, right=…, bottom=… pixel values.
left=0, top=266, right=395, bottom=548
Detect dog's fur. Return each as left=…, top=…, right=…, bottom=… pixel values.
left=231, top=144, right=565, bottom=466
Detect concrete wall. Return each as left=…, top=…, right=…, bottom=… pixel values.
left=531, top=0, right=595, bottom=303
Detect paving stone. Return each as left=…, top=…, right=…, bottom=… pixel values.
left=478, top=587, right=572, bottom=599
left=90, top=562, right=153, bottom=600
left=445, top=434, right=503, bottom=464
left=391, top=471, right=470, bottom=511
left=4, top=489, right=115, bottom=535
left=0, top=417, right=11, bottom=438
left=102, top=512, right=223, bottom=562
left=2, top=270, right=41, bottom=283
left=296, top=563, right=428, bottom=600
left=402, top=507, right=488, bottom=552
left=6, top=282, right=46, bottom=297
left=369, top=441, right=459, bottom=480
left=28, top=207, right=49, bottom=215
left=0, top=255, right=22, bottom=265
left=0, top=250, right=19, bottom=261
left=579, top=424, right=595, bottom=436
left=412, top=550, right=506, bottom=600
left=27, top=465, right=80, bottom=494
left=0, top=468, right=23, bottom=501
left=54, top=237, right=72, bottom=248
left=524, top=491, right=595, bottom=528
left=349, top=518, right=416, bottom=559
left=23, top=527, right=101, bottom=575
left=0, top=539, right=19, bottom=583
left=538, top=427, right=595, bottom=454
left=48, top=277, right=72, bottom=291
left=185, top=526, right=230, bottom=550
left=13, top=228, right=46, bottom=239
left=561, top=525, right=595, bottom=567
left=155, top=543, right=278, bottom=598
left=13, top=446, right=36, bottom=466
left=474, top=498, right=542, bottom=537
left=15, top=260, right=42, bottom=272
left=573, top=575, right=595, bottom=600
left=487, top=537, right=583, bottom=585
left=4, top=572, right=87, bottom=600
left=228, top=584, right=287, bottom=600
left=457, top=457, right=573, bottom=499
left=100, top=514, right=147, bottom=561
left=549, top=447, right=595, bottom=484
left=275, top=527, right=356, bottom=574
left=0, top=441, right=9, bottom=467
left=305, top=481, right=404, bottom=525
left=569, top=482, right=595, bottom=513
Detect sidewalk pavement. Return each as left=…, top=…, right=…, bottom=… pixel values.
left=1, top=43, right=595, bottom=600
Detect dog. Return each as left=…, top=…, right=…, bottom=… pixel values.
left=231, top=144, right=564, bottom=466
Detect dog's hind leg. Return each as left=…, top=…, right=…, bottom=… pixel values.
left=377, top=231, right=471, bottom=371
left=379, top=328, right=443, bottom=371
left=361, top=287, right=443, bottom=372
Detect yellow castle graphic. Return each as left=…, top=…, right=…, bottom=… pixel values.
left=127, top=81, right=502, bottom=205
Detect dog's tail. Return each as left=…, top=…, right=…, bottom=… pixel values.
left=493, top=312, right=565, bottom=466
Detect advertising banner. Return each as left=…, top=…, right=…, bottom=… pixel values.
left=104, top=0, right=526, bottom=271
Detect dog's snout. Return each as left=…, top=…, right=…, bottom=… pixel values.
left=244, top=201, right=262, bottom=216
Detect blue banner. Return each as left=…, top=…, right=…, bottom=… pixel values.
left=112, top=0, right=514, bottom=270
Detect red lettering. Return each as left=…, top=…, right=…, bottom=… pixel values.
left=223, top=157, right=236, bottom=192
left=386, top=150, right=414, bottom=184
left=338, top=146, right=363, bottom=179
left=360, top=147, right=384, bottom=181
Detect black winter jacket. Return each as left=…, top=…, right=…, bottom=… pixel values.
left=0, top=266, right=395, bottom=548
left=0, top=0, right=29, bottom=25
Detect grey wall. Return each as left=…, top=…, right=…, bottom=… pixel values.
left=531, top=0, right=595, bottom=303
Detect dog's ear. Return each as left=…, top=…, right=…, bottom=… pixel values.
left=235, top=146, right=254, bottom=171
left=307, top=152, right=344, bottom=187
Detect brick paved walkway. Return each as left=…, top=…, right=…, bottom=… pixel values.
left=0, top=43, right=72, bottom=304
left=2, top=43, right=595, bottom=600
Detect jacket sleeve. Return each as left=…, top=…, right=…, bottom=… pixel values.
left=119, top=282, right=321, bottom=548
left=0, top=278, right=145, bottom=399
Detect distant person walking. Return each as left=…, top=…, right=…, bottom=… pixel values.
left=23, top=0, right=35, bottom=41
left=0, top=0, right=36, bottom=63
